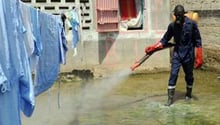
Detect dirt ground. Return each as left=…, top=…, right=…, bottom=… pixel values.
left=22, top=69, right=220, bottom=125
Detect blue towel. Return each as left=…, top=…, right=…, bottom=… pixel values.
left=34, top=11, right=64, bottom=96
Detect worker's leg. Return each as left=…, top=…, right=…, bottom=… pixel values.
left=182, top=58, right=194, bottom=100
left=165, top=55, right=181, bottom=106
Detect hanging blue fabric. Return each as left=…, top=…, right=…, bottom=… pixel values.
left=68, top=10, right=80, bottom=48
left=20, top=2, right=35, bottom=57
left=0, top=0, right=35, bottom=125
left=58, top=19, right=68, bottom=64
left=30, top=6, right=42, bottom=56
left=20, top=3, right=39, bottom=72
left=0, top=0, right=10, bottom=93
left=34, top=11, right=63, bottom=96
left=0, top=1, right=67, bottom=124
left=18, top=2, right=35, bottom=117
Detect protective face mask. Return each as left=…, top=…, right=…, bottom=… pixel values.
left=175, top=14, right=184, bottom=25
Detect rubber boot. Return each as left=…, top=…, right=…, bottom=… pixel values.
left=165, top=88, right=175, bottom=106
left=185, top=87, right=192, bottom=100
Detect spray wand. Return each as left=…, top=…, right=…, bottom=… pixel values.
left=130, top=53, right=152, bottom=71
left=130, top=43, right=175, bottom=71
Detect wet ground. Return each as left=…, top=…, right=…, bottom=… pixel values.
left=22, top=69, right=220, bottom=125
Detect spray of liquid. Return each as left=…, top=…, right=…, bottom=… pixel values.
left=72, top=69, right=132, bottom=116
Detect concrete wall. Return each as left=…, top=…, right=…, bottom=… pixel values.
left=60, top=0, right=171, bottom=75
left=62, top=31, right=171, bottom=75
left=170, top=0, right=220, bottom=71
left=170, top=0, right=220, bottom=45
left=170, top=0, right=220, bottom=10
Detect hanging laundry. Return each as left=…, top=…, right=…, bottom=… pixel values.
left=20, top=2, right=38, bottom=73
left=66, top=9, right=80, bottom=56
left=18, top=2, right=36, bottom=117
left=0, top=0, right=68, bottom=125
left=34, top=11, right=68, bottom=96
left=20, top=2, right=35, bottom=57
left=58, top=21, right=68, bottom=65
left=31, top=8, right=43, bottom=57
left=19, top=2, right=67, bottom=96
left=0, top=0, right=35, bottom=125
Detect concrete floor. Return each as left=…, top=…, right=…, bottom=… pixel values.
left=22, top=69, right=220, bottom=125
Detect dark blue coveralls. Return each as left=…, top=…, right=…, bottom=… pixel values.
left=160, top=17, right=202, bottom=88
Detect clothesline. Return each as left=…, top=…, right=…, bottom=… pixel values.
left=0, top=1, right=68, bottom=125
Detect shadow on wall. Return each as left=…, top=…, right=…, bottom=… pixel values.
left=98, top=32, right=119, bottom=64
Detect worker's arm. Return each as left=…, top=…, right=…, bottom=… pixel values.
left=193, top=22, right=203, bottom=69
left=145, top=23, right=174, bottom=54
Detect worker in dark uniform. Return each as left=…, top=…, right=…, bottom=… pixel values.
left=145, top=5, right=203, bottom=106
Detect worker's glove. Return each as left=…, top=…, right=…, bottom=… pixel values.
left=145, top=41, right=163, bottom=54
left=195, top=47, right=203, bottom=69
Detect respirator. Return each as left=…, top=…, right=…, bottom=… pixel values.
left=174, top=5, right=185, bottom=25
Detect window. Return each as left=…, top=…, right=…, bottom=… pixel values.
left=96, top=0, right=144, bottom=32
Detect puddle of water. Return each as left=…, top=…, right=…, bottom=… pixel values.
left=22, top=69, right=220, bottom=125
